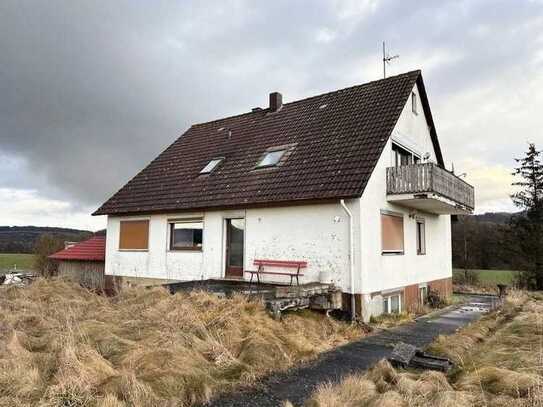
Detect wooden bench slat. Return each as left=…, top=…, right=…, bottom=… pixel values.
left=253, top=259, right=307, bottom=267
left=245, top=270, right=305, bottom=277
left=248, top=258, right=308, bottom=286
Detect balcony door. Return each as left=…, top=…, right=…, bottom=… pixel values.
left=392, top=143, right=420, bottom=166
left=225, top=218, right=245, bottom=278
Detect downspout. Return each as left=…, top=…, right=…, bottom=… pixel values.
left=340, top=199, right=356, bottom=321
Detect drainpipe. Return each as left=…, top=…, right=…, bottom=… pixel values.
left=340, top=199, right=356, bottom=321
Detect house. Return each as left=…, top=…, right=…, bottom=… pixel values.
left=94, top=70, right=474, bottom=321
left=49, top=234, right=119, bottom=294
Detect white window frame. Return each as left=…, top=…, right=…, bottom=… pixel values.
left=168, top=218, right=204, bottom=251
left=391, top=142, right=421, bottom=167
left=411, top=91, right=418, bottom=114
left=257, top=149, right=287, bottom=168
left=200, top=158, right=224, bottom=174
left=416, top=217, right=426, bottom=255
left=381, top=210, right=405, bottom=255
left=419, top=285, right=428, bottom=304
left=383, top=293, right=402, bottom=314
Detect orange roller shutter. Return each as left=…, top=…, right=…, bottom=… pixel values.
left=381, top=213, right=404, bottom=253
left=119, top=220, right=149, bottom=250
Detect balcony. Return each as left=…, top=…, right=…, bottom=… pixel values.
left=386, top=163, right=474, bottom=214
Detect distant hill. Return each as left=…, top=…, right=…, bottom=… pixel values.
left=0, top=226, right=93, bottom=254
left=468, top=212, right=515, bottom=225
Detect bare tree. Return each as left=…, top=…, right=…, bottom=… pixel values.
left=33, top=234, right=64, bottom=277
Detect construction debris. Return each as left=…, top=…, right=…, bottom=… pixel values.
left=388, top=342, right=454, bottom=372
left=0, top=272, right=36, bottom=286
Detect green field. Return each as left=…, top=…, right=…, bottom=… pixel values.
left=0, top=253, right=36, bottom=273
left=453, top=268, right=519, bottom=285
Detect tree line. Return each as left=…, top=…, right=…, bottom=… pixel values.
left=452, top=143, right=543, bottom=289
left=0, top=226, right=92, bottom=253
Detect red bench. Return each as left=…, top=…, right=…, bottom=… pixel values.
left=246, top=259, right=308, bottom=286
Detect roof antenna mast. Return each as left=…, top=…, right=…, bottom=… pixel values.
left=382, top=41, right=399, bottom=78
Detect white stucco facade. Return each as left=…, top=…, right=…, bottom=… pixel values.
left=104, top=83, right=453, bottom=320
left=357, top=84, right=452, bottom=319
left=105, top=202, right=359, bottom=288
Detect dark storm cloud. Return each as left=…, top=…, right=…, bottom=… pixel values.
left=0, top=0, right=342, bottom=205
left=1, top=0, right=542, bottom=212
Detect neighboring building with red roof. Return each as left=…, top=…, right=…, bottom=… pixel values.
left=49, top=235, right=117, bottom=293
left=50, top=235, right=106, bottom=262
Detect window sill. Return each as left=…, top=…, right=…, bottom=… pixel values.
left=253, top=164, right=280, bottom=170
left=168, top=248, right=203, bottom=252
left=118, top=249, right=148, bottom=252
left=382, top=251, right=404, bottom=256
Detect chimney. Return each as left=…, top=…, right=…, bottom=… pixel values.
left=269, top=92, right=283, bottom=112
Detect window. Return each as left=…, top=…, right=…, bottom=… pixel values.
left=411, top=92, right=417, bottom=114
left=119, top=220, right=149, bottom=250
left=200, top=158, right=223, bottom=174
left=381, top=212, right=404, bottom=254
left=419, top=286, right=428, bottom=304
left=257, top=149, right=286, bottom=167
left=416, top=218, right=426, bottom=255
left=391, top=143, right=420, bottom=167
left=383, top=293, right=402, bottom=314
left=169, top=219, right=203, bottom=250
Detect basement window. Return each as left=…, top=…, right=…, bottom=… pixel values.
left=257, top=149, right=286, bottom=168
left=200, top=158, right=223, bottom=174
left=420, top=286, right=428, bottom=304
left=383, top=293, right=402, bottom=314
left=169, top=219, right=203, bottom=251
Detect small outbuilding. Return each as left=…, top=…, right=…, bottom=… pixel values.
left=49, top=235, right=117, bottom=293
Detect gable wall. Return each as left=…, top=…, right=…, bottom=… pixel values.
left=358, top=83, right=452, bottom=318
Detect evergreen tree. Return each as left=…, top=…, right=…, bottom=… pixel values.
left=510, top=143, right=543, bottom=289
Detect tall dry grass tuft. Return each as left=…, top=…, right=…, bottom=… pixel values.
left=302, top=291, right=543, bottom=407
left=0, top=278, right=364, bottom=406
left=306, top=375, right=377, bottom=407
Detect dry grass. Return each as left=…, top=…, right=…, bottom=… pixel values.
left=302, top=290, right=543, bottom=407
left=369, top=312, right=414, bottom=329
left=0, top=278, right=364, bottom=406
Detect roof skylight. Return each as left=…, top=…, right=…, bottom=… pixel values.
left=257, top=149, right=286, bottom=168
left=200, top=158, right=223, bottom=174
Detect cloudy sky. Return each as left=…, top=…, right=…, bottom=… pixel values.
left=1, top=0, right=542, bottom=231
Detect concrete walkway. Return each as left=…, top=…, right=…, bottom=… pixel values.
left=205, top=295, right=497, bottom=407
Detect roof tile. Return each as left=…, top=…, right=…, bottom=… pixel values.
left=94, top=71, right=432, bottom=215
left=49, top=236, right=106, bottom=262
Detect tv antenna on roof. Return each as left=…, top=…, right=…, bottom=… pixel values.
left=382, top=41, right=399, bottom=78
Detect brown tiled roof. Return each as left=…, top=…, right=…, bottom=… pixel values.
left=94, top=70, right=443, bottom=216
